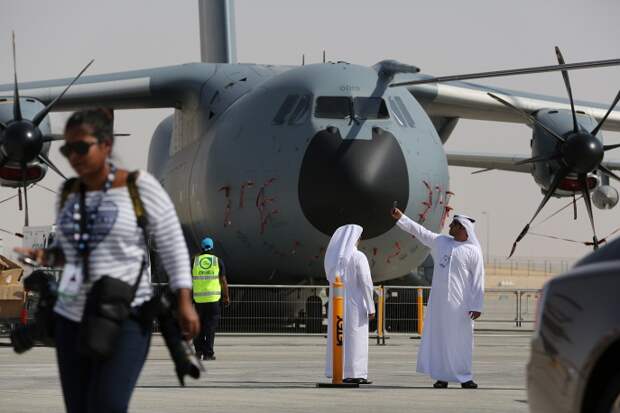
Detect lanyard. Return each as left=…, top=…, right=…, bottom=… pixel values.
left=74, top=163, right=117, bottom=279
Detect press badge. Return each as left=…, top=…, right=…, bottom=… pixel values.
left=58, top=261, right=84, bottom=302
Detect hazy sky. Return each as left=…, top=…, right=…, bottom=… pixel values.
left=1, top=0, right=619, bottom=261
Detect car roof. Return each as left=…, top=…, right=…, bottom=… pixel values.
left=574, top=237, right=620, bottom=268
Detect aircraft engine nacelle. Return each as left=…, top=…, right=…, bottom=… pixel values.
left=147, top=114, right=173, bottom=181
left=529, top=109, right=600, bottom=196
left=591, top=185, right=619, bottom=210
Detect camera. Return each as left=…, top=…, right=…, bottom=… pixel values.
left=10, top=270, right=58, bottom=353
left=153, top=291, right=204, bottom=386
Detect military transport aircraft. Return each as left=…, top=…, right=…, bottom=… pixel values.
left=1, top=0, right=619, bottom=283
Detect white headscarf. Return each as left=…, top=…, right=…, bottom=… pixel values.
left=324, top=224, right=363, bottom=283
left=453, top=214, right=482, bottom=250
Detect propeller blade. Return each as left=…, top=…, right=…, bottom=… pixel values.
left=17, top=187, right=22, bottom=211
left=21, top=165, right=29, bottom=227
left=600, top=226, right=620, bottom=243
left=598, top=164, right=620, bottom=183
left=591, top=89, right=620, bottom=136
left=536, top=194, right=583, bottom=225
left=0, top=227, right=23, bottom=238
left=114, top=133, right=130, bottom=137
left=514, top=152, right=561, bottom=166
left=554, top=47, right=579, bottom=133
left=11, top=32, right=22, bottom=121
left=487, top=93, right=566, bottom=144
left=34, top=182, right=58, bottom=195
left=42, top=134, right=65, bottom=142
left=530, top=232, right=588, bottom=245
left=508, top=166, right=569, bottom=258
left=389, top=57, right=620, bottom=87
left=37, top=153, right=66, bottom=180
left=573, top=194, right=577, bottom=220
left=32, top=59, right=94, bottom=126
left=603, top=143, right=620, bottom=151
left=579, top=174, right=599, bottom=250
left=0, top=192, right=19, bottom=206
left=471, top=168, right=495, bottom=175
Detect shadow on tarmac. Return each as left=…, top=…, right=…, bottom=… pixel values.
left=137, top=382, right=526, bottom=391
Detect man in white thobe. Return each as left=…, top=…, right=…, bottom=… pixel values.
left=324, top=224, right=376, bottom=384
left=392, top=208, right=485, bottom=389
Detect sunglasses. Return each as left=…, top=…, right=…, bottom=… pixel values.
left=59, top=141, right=97, bottom=158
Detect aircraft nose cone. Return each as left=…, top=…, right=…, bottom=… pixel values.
left=298, top=126, right=409, bottom=239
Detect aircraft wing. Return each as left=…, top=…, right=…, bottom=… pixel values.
left=446, top=151, right=530, bottom=173
left=406, top=80, right=620, bottom=132
left=0, top=63, right=210, bottom=111
left=447, top=151, right=620, bottom=172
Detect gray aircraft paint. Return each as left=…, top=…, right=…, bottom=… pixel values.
left=198, top=0, right=236, bottom=63
left=146, top=61, right=448, bottom=282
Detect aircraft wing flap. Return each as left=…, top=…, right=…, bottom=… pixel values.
left=446, top=151, right=530, bottom=173
left=407, top=81, right=620, bottom=132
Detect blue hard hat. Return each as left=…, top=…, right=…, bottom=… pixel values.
left=201, top=237, right=214, bottom=251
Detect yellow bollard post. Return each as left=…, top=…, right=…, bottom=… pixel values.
left=317, top=275, right=359, bottom=388
left=417, top=288, right=424, bottom=336
left=377, top=285, right=385, bottom=345
left=331, top=275, right=345, bottom=384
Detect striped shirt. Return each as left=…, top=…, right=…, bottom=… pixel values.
left=53, top=170, right=191, bottom=322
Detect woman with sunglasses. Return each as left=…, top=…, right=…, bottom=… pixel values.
left=16, top=108, right=199, bottom=412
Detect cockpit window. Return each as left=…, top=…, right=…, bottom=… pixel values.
left=315, top=97, right=351, bottom=119
left=388, top=97, right=406, bottom=127
left=273, top=94, right=300, bottom=125
left=314, top=96, right=390, bottom=120
left=288, top=94, right=311, bottom=125
left=353, top=97, right=389, bottom=119
left=394, top=96, right=415, bottom=128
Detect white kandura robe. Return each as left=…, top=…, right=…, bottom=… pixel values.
left=397, top=214, right=485, bottom=383
left=324, top=225, right=364, bottom=378
left=342, top=250, right=375, bottom=379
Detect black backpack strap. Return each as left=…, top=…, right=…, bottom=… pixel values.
left=126, top=170, right=150, bottom=296
left=127, top=171, right=148, bottom=230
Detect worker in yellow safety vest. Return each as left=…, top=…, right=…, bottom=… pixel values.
left=192, top=237, right=230, bottom=361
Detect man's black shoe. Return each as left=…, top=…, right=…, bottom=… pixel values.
left=433, top=380, right=448, bottom=388
left=461, top=380, right=478, bottom=389
left=203, top=354, right=216, bottom=361
left=354, top=378, right=372, bottom=385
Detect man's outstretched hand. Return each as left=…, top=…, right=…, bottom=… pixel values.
left=391, top=207, right=403, bottom=220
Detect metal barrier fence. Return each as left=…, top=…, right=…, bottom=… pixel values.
left=2, top=284, right=541, bottom=336
left=485, top=256, right=572, bottom=277
left=211, top=285, right=542, bottom=335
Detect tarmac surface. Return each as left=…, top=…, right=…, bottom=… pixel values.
left=0, top=332, right=532, bottom=413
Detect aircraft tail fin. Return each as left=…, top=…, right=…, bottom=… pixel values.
left=198, top=0, right=237, bottom=63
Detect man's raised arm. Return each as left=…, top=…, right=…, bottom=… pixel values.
left=391, top=208, right=440, bottom=248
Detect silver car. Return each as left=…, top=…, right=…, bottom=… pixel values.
left=527, top=238, right=620, bottom=412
